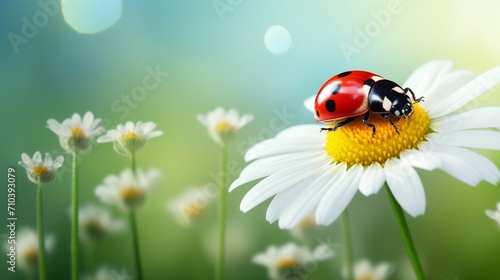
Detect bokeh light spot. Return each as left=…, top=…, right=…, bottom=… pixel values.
left=62, top=0, right=122, bottom=34
left=264, top=25, right=292, bottom=54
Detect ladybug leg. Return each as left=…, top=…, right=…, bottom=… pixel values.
left=404, top=88, right=424, bottom=103
left=320, top=117, right=357, bottom=132
left=380, top=113, right=400, bottom=134
left=362, top=111, right=376, bottom=137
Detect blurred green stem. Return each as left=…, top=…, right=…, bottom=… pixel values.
left=129, top=153, right=143, bottom=280
left=37, top=183, right=47, bottom=280
left=216, top=144, right=228, bottom=280
left=131, top=152, right=137, bottom=174
left=385, top=185, right=426, bottom=280
left=129, top=210, right=143, bottom=280
left=341, top=210, right=354, bottom=280
left=71, top=152, right=79, bottom=280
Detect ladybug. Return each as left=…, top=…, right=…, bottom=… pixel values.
left=314, top=70, right=424, bottom=136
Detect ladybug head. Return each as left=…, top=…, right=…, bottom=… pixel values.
left=391, top=96, right=413, bottom=118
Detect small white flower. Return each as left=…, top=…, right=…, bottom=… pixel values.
left=95, top=168, right=161, bottom=210
left=10, top=228, right=55, bottom=272
left=97, top=121, right=163, bottom=156
left=167, top=186, right=214, bottom=226
left=47, top=112, right=104, bottom=153
left=18, top=151, right=64, bottom=184
left=230, top=61, right=500, bottom=229
left=78, top=204, right=125, bottom=244
left=197, top=107, right=254, bottom=145
left=354, top=259, right=391, bottom=280
left=485, top=202, right=500, bottom=227
left=253, top=242, right=333, bottom=280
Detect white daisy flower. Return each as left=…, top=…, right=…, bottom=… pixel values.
left=485, top=201, right=500, bottom=227
left=97, top=121, right=163, bottom=156
left=78, top=204, right=125, bottom=244
left=197, top=107, right=254, bottom=145
left=354, top=259, right=391, bottom=280
left=95, top=168, right=161, bottom=210
left=47, top=112, right=104, bottom=153
left=230, top=60, right=500, bottom=229
left=167, top=186, right=214, bottom=226
left=9, top=228, right=55, bottom=272
left=253, top=242, right=333, bottom=280
left=18, top=151, right=64, bottom=184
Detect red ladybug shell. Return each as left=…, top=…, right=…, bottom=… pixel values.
left=314, top=71, right=383, bottom=122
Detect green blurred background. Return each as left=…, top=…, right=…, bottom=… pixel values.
left=1, top=0, right=500, bottom=279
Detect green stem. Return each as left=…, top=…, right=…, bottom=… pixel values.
left=385, top=185, right=425, bottom=280
left=129, top=153, right=143, bottom=280
left=37, top=184, right=47, bottom=280
left=129, top=210, right=143, bottom=280
left=131, top=152, right=137, bottom=174
left=341, top=210, right=354, bottom=280
left=71, top=152, right=79, bottom=280
left=216, top=144, right=228, bottom=280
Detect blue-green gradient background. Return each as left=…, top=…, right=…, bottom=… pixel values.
left=2, top=1, right=500, bottom=279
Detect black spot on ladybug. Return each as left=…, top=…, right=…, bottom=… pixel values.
left=316, top=110, right=320, bottom=117
left=338, top=71, right=351, bottom=78
left=331, top=83, right=341, bottom=95
left=364, top=79, right=375, bottom=87
left=325, top=100, right=336, bottom=112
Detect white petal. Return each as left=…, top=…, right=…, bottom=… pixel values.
left=359, top=163, right=385, bottom=196
left=245, top=125, right=324, bottom=162
left=81, top=112, right=94, bottom=129
left=399, top=147, right=441, bottom=171
left=266, top=177, right=315, bottom=224
left=385, top=158, right=426, bottom=217
left=246, top=138, right=324, bottom=162
left=240, top=160, right=325, bottom=213
left=21, top=153, right=32, bottom=165
left=140, top=122, right=157, bottom=134
left=279, top=164, right=346, bottom=228
left=431, top=107, right=500, bottom=132
left=267, top=164, right=332, bottom=225
left=229, top=151, right=326, bottom=191
left=315, top=165, right=363, bottom=225
left=303, top=95, right=316, bottom=113
left=44, top=153, right=53, bottom=166
left=428, top=66, right=500, bottom=118
left=431, top=144, right=499, bottom=186
left=236, top=114, right=254, bottom=128
left=125, top=121, right=135, bottom=132
left=197, top=114, right=208, bottom=126
left=421, top=70, right=475, bottom=112
left=71, top=113, right=82, bottom=125
left=403, top=60, right=453, bottom=97
left=33, top=151, right=42, bottom=164
left=46, top=119, right=62, bottom=135
left=52, top=156, right=64, bottom=169
left=427, top=130, right=500, bottom=150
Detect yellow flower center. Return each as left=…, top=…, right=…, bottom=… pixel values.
left=183, top=203, right=205, bottom=219
left=297, top=215, right=316, bottom=229
left=276, top=258, right=299, bottom=270
left=32, top=165, right=48, bottom=176
left=70, top=126, right=85, bottom=139
left=120, top=187, right=143, bottom=199
left=215, top=121, right=236, bottom=133
left=325, top=104, right=431, bottom=166
left=122, top=132, right=138, bottom=140
left=23, top=247, right=38, bottom=261
left=358, top=274, right=376, bottom=280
